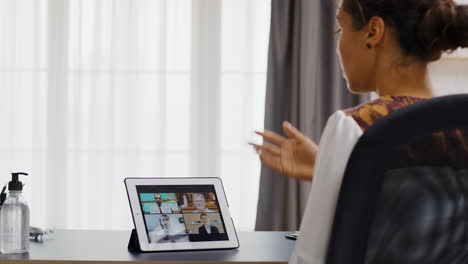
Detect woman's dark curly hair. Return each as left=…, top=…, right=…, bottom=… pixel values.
left=342, top=0, right=468, bottom=61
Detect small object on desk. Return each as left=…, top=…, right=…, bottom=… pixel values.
left=285, top=231, right=300, bottom=240
left=30, top=226, right=54, bottom=242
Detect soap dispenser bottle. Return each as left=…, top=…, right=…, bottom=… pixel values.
left=0, top=172, right=30, bottom=254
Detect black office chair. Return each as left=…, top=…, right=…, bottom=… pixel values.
left=327, top=94, right=468, bottom=264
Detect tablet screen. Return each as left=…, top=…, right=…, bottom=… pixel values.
left=136, top=185, right=229, bottom=244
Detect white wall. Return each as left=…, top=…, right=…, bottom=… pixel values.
left=429, top=58, right=468, bottom=96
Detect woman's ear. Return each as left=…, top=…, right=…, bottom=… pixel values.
left=365, top=16, right=386, bottom=49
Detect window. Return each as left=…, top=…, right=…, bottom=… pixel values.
left=0, top=0, right=271, bottom=231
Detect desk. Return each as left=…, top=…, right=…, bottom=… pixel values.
left=0, top=230, right=295, bottom=264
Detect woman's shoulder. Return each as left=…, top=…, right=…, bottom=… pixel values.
left=342, top=95, right=427, bottom=131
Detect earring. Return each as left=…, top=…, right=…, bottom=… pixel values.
left=366, top=43, right=372, bottom=49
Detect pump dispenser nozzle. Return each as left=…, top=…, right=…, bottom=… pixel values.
left=9, top=172, right=28, bottom=191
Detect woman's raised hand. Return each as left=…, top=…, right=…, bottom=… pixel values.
left=250, top=121, right=318, bottom=181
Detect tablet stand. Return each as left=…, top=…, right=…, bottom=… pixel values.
left=127, top=229, right=142, bottom=251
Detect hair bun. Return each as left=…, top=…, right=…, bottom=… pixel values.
left=417, top=1, right=468, bottom=61
left=454, top=5, right=468, bottom=48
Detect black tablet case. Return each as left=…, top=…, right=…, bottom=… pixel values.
left=128, top=229, right=142, bottom=251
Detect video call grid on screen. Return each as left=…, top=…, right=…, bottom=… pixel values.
left=136, top=185, right=229, bottom=243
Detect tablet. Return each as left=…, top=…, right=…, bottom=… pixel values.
left=125, top=177, right=239, bottom=252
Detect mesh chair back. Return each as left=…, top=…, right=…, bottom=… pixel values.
left=327, top=95, right=468, bottom=264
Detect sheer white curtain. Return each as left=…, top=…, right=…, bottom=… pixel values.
left=0, top=0, right=270, bottom=231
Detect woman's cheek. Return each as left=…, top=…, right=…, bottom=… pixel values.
left=338, top=38, right=350, bottom=78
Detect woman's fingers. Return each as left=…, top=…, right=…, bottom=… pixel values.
left=258, top=151, right=282, bottom=172
left=282, top=121, right=305, bottom=141
left=255, top=130, right=287, bottom=145
left=249, top=143, right=281, bottom=156
left=249, top=143, right=282, bottom=172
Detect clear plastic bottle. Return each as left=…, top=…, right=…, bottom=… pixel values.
left=0, top=173, right=30, bottom=254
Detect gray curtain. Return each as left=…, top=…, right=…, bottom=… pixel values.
left=255, top=0, right=369, bottom=231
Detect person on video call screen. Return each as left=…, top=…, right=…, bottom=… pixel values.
left=148, top=214, right=189, bottom=243
left=149, top=193, right=173, bottom=214
left=192, top=193, right=214, bottom=213
left=198, top=213, right=221, bottom=240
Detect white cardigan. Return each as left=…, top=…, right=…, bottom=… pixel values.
left=289, top=110, right=363, bottom=264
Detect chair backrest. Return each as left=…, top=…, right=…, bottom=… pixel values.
left=326, top=94, right=468, bottom=264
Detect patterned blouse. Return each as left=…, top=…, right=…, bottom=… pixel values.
left=343, top=95, right=426, bottom=131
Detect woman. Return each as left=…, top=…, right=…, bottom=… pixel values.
left=251, top=0, right=468, bottom=263
left=198, top=213, right=221, bottom=241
